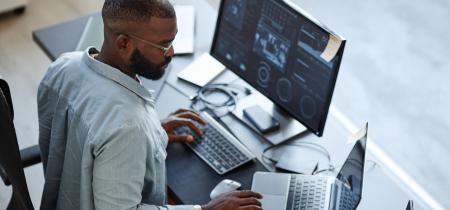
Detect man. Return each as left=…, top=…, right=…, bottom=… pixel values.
left=37, top=0, right=262, bottom=209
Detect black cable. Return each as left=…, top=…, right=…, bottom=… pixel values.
left=261, top=141, right=336, bottom=175
left=313, top=166, right=338, bottom=175
left=190, top=83, right=251, bottom=117
left=185, top=83, right=252, bottom=139
left=313, top=159, right=378, bottom=175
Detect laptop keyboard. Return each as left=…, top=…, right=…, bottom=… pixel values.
left=173, top=112, right=254, bottom=175
left=288, top=175, right=328, bottom=210
left=337, top=185, right=358, bottom=210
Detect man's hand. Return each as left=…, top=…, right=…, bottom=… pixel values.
left=201, top=191, right=263, bottom=210
left=161, top=108, right=207, bottom=143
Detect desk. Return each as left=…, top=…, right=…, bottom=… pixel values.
left=32, top=0, right=431, bottom=209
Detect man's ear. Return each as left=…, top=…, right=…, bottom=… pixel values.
left=115, top=34, right=134, bottom=61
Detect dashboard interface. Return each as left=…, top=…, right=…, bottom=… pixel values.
left=211, top=0, right=345, bottom=136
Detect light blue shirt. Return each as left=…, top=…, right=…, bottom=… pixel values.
left=38, top=47, right=194, bottom=210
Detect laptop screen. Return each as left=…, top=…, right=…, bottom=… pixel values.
left=406, top=200, right=414, bottom=210
left=336, top=124, right=368, bottom=199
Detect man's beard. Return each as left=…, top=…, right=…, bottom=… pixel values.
left=129, top=48, right=172, bottom=80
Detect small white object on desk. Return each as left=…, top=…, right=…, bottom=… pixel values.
left=177, top=53, right=225, bottom=87
left=210, top=179, right=241, bottom=199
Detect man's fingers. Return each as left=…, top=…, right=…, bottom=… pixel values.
left=164, top=117, right=203, bottom=136
left=168, top=134, right=194, bottom=143
left=172, top=108, right=191, bottom=115
left=176, top=112, right=207, bottom=125
left=240, top=206, right=263, bottom=210
left=233, top=190, right=263, bottom=199
left=238, top=198, right=262, bottom=206
left=176, top=118, right=203, bottom=136
left=173, top=108, right=200, bottom=116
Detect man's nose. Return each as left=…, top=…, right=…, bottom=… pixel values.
left=165, top=46, right=175, bottom=57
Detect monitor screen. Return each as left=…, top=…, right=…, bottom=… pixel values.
left=210, top=0, right=346, bottom=136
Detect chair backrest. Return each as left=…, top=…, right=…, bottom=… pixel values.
left=0, top=79, right=14, bottom=119
left=0, top=79, right=34, bottom=210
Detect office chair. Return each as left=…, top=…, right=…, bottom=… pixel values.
left=0, top=78, right=41, bottom=210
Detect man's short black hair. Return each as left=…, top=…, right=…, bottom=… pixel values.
left=102, top=0, right=175, bottom=22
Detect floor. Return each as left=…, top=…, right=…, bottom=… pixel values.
left=0, top=0, right=449, bottom=209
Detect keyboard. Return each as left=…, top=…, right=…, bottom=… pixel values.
left=173, top=111, right=255, bottom=175
left=336, top=184, right=359, bottom=210
left=287, top=175, right=328, bottom=210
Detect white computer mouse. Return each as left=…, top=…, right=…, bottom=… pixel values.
left=210, top=179, right=242, bottom=199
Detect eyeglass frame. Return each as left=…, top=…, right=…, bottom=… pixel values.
left=121, top=33, right=173, bottom=56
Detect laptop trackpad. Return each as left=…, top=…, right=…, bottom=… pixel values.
left=252, top=172, right=290, bottom=195
left=252, top=172, right=290, bottom=210
left=261, top=194, right=288, bottom=210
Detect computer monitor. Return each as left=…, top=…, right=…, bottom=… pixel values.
left=210, top=0, right=346, bottom=136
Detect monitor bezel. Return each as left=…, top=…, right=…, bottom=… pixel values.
left=210, top=0, right=346, bottom=136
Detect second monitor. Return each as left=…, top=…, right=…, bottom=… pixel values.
left=210, top=0, right=346, bottom=136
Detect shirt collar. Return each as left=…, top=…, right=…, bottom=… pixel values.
left=83, top=47, right=155, bottom=105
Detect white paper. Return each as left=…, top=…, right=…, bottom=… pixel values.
left=177, top=53, right=225, bottom=87
left=320, top=34, right=342, bottom=62
left=173, top=5, right=195, bottom=54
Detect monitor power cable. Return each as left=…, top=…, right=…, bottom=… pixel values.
left=190, top=83, right=251, bottom=117
left=261, top=141, right=337, bottom=175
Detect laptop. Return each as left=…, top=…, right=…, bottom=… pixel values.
left=252, top=123, right=368, bottom=210
left=406, top=200, right=414, bottom=210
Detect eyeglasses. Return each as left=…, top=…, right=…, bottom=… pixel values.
left=124, top=33, right=173, bottom=56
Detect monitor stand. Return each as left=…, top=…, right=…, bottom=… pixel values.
left=232, top=92, right=307, bottom=145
